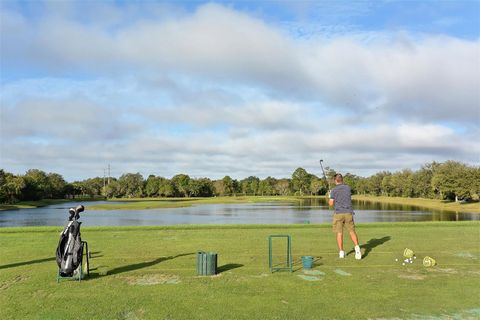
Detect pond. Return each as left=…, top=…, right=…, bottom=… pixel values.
left=1, top=198, right=478, bottom=227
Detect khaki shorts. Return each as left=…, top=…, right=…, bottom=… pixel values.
left=332, top=213, right=355, bottom=233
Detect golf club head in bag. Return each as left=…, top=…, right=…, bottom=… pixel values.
left=74, top=205, right=84, bottom=220
left=68, top=208, right=76, bottom=221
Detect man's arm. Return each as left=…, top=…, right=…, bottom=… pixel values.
left=328, top=189, right=334, bottom=207
left=329, top=198, right=334, bottom=207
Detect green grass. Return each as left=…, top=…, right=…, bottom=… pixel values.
left=0, top=199, right=70, bottom=211
left=87, top=196, right=303, bottom=210
left=353, top=195, right=480, bottom=213
left=1, top=222, right=479, bottom=319
left=0, top=198, right=100, bottom=211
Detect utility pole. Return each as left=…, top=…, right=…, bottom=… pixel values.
left=103, top=168, right=106, bottom=191
left=108, top=164, right=111, bottom=184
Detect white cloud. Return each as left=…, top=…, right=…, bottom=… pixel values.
left=3, top=3, right=478, bottom=123
left=1, top=2, right=479, bottom=180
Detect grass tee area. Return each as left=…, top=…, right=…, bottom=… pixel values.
left=1, top=222, right=479, bottom=319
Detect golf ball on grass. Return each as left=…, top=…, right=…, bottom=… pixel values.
left=402, top=263, right=405, bottom=266
left=395, top=259, right=398, bottom=262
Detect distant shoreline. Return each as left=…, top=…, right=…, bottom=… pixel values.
left=1, top=195, right=478, bottom=213
left=352, top=195, right=480, bottom=214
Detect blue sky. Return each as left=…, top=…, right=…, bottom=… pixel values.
left=1, top=0, right=479, bottom=181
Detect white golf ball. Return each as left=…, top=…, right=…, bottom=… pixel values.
left=395, top=258, right=398, bottom=262
left=404, top=259, right=408, bottom=263
left=414, top=256, right=417, bottom=259
left=402, top=263, right=405, bottom=266
left=410, top=261, right=413, bottom=264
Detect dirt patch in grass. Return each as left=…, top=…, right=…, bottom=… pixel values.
left=426, top=267, right=458, bottom=274
left=398, top=274, right=426, bottom=281
left=297, top=275, right=322, bottom=281
left=116, top=309, right=145, bottom=320
left=371, top=308, right=480, bottom=319
left=303, top=269, right=325, bottom=276
left=467, top=270, right=480, bottom=276
left=397, top=269, right=427, bottom=281
left=0, top=275, right=28, bottom=290
left=32, top=289, right=53, bottom=298
left=454, top=252, right=478, bottom=260
left=251, top=273, right=269, bottom=278
left=334, top=269, right=351, bottom=276
left=123, top=274, right=180, bottom=285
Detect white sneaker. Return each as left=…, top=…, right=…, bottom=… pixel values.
left=354, top=245, right=362, bottom=260
left=339, top=250, right=345, bottom=258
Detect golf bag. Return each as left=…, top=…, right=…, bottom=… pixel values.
left=56, top=205, right=85, bottom=277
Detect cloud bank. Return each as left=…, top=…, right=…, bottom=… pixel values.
left=1, top=2, right=479, bottom=180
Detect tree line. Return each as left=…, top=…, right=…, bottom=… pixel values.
left=0, top=160, right=478, bottom=204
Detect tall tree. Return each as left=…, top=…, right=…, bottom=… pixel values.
left=431, top=161, right=475, bottom=201
left=240, top=176, right=260, bottom=196
left=291, top=168, right=311, bottom=196
left=144, top=175, right=160, bottom=197
left=158, top=178, right=175, bottom=197
left=222, top=176, right=235, bottom=196
left=23, top=169, right=49, bottom=200
left=366, top=171, right=389, bottom=196
left=213, top=179, right=225, bottom=196
left=381, top=173, right=393, bottom=196
left=258, top=177, right=276, bottom=196
left=274, top=179, right=291, bottom=196
left=0, top=172, right=26, bottom=203
left=46, top=173, right=67, bottom=198
left=171, top=174, right=191, bottom=197
left=343, top=173, right=361, bottom=195
left=118, top=173, right=144, bottom=198
left=190, top=178, right=214, bottom=197
left=410, top=163, right=437, bottom=198
left=105, top=179, right=121, bottom=198
left=309, top=177, right=323, bottom=196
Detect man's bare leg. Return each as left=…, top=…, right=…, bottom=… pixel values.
left=349, top=230, right=362, bottom=259
left=337, top=233, right=345, bottom=258
left=349, top=230, right=359, bottom=246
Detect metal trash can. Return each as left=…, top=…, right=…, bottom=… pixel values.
left=197, top=251, right=217, bottom=276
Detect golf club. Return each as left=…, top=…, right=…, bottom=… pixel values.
left=319, top=159, right=329, bottom=188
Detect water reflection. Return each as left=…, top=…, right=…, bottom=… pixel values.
left=0, top=199, right=478, bottom=227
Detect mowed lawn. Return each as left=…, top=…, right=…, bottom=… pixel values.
left=1, top=222, right=479, bottom=320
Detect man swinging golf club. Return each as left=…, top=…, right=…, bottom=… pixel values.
left=329, top=173, right=362, bottom=259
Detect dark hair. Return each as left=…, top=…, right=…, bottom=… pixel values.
left=334, top=173, right=343, bottom=183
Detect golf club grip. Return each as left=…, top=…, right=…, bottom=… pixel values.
left=75, top=205, right=85, bottom=213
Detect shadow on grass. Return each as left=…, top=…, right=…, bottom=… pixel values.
left=348, top=236, right=391, bottom=258
left=0, top=252, right=101, bottom=270
left=217, top=263, right=243, bottom=273
left=89, top=252, right=195, bottom=279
